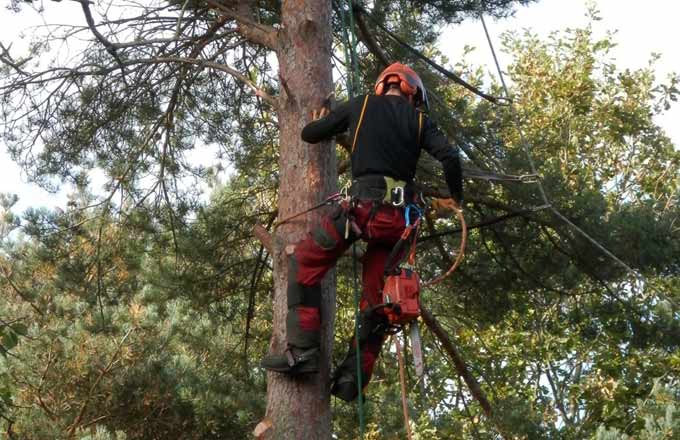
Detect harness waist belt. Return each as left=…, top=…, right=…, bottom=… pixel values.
left=350, top=175, right=417, bottom=205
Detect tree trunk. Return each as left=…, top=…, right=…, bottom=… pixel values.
left=265, top=1, right=335, bottom=438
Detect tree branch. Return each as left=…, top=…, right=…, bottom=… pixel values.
left=0, top=262, right=44, bottom=316
left=66, top=328, right=134, bottom=438
left=252, top=224, right=273, bottom=252
left=206, top=0, right=278, bottom=50
left=420, top=307, right=493, bottom=416
left=419, top=206, right=545, bottom=243
left=157, top=56, right=277, bottom=106
left=77, top=0, right=128, bottom=82
left=421, top=307, right=509, bottom=439
left=353, top=4, right=390, bottom=67
left=0, top=42, right=28, bottom=75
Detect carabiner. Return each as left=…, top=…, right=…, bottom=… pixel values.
left=391, top=187, right=405, bottom=207
left=340, top=183, right=352, bottom=203
left=519, top=173, right=540, bottom=184
left=404, top=203, right=422, bottom=227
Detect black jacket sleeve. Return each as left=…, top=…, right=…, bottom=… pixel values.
left=300, top=99, right=353, bottom=144
left=421, top=115, right=463, bottom=204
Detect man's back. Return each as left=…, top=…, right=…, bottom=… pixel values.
left=301, top=93, right=462, bottom=201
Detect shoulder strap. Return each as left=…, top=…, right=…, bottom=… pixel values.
left=417, top=111, right=423, bottom=147
left=351, top=94, right=370, bottom=153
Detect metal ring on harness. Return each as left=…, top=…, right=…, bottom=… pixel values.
left=404, top=203, right=423, bottom=227
left=391, top=186, right=405, bottom=206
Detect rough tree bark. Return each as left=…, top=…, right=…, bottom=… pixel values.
left=264, top=1, right=335, bottom=438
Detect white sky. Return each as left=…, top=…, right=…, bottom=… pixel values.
left=1, top=0, right=678, bottom=214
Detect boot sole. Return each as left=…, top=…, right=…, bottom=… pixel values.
left=262, top=363, right=319, bottom=375
left=331, top=381, right=358, bottom=402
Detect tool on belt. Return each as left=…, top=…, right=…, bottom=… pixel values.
left=383, top=203, right=422, bottom=326
left=381, top=202, right=427, bottom=403
left=381, top=203, right=422, bottom=326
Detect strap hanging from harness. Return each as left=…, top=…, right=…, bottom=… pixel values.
left=383, top=204, right=421, bottom=275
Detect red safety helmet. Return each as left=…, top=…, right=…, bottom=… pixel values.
left=374, top=63, right=428, bottom=109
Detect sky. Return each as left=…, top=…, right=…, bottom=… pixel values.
left=1, top=0, right=678, bottom=214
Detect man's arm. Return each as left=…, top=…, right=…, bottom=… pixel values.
left=421, top=116, right=463, bottom=204
left=301, top=97, right=357, bottom=144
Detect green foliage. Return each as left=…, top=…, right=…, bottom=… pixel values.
left=595, top=379, right=680, bottom=440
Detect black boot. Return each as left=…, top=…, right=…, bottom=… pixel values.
left=330, top=369, right=359, bottom=402
left=261, top=346, right=320, bottom=375
left=331, top=310, right=389, bottom=402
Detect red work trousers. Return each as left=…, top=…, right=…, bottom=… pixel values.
left=286, top=200, right=406, bottom=387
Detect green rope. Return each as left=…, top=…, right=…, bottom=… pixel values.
left=338, top=0, right=366, bottom=437
left=338, top=0, right=355, bottom=96
left=351, top=241, right=365, bottom=439
left=346, top=0, right=361, bottom=95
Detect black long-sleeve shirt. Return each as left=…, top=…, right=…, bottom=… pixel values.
left=301, top=94, right=463, bottom=203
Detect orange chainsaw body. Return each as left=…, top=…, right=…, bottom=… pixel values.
left=382, top=268, right=421, bottom=325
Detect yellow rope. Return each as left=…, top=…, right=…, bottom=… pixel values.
left=351, top=94, right=370, bottom=153
left=395, top=334, right=414, bottom=440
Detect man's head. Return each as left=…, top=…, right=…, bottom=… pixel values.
left=374, top=63, right=428, bottom=109
left=384, top=83, right=403, bottom=96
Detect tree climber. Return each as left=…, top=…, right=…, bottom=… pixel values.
left=261, top=63, right=463, bottom=402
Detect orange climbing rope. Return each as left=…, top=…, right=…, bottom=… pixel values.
left=424, top=203, right=467, bottom=287
left=394, top=334, right=414, bottom=440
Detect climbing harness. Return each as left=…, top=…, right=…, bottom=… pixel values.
left=349, top=175, right=413, bottom=207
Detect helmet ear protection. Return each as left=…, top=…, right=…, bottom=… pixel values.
left=374, top=62, right=428, bottom=109
left=375, top=75, right=417, bottom=97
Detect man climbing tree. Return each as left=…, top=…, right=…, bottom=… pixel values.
left=261, top=63, right=463, bottom=402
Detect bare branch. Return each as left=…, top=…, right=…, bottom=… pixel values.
left=76, top=0, right=128, bottom=82
left=353, top=5, right=389, bottom=67
left=252, top=224, right=273, bottom=252
left=0, top=42, right=29, bottom=75
left=154, top=56, right=277, bottom=106
left=2, top=56, right=277, bottom=107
